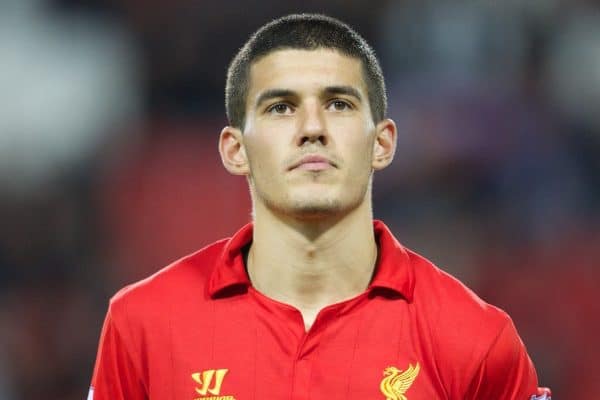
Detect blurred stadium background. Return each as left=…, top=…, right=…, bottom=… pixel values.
left=0, top=0, right=598, bottom=398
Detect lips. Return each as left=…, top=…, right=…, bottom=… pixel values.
left=289, top=154, right=335, bottom=171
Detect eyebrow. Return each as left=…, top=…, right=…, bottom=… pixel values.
left=255, top=89, right=297, bottom=108
left=254, top=85, right=364, bottom=109
left=322, top=85, right=363, bottom=102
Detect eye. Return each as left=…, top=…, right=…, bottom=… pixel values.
left=328, top=99, right=353, bottom=111
left=267, top=103, right=293, bottom=115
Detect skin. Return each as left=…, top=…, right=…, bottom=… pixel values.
left=219, top=48, right=397, bottom=330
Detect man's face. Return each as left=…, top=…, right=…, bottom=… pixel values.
left=238, top=48, right=382, bottom=219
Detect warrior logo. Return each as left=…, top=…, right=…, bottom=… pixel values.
left=191, top=369, right=235, bottom=400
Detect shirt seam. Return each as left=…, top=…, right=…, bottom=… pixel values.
left=117, top=299, right=150, bottom=395
left=431, top=300, right=450, bottom=399
left=344, top=307, right=363, bottom=398
left=464, top=318, right=511, bottom=398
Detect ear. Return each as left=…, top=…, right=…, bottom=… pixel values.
left=219, top=126, right=249, bottom=175
left=372, top=118, right=397, bottom=170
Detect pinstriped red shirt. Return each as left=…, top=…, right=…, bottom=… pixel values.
left=90, top=220, right=541, bottom=399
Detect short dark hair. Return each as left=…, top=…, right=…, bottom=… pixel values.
left=225, top=13, right=387, bottom=129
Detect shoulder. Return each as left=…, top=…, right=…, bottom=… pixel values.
left=408, top=248, right=510, bottom=331
left=107, top=237, right=229, bottom=322
left=406, top=249, right=532, bottom=396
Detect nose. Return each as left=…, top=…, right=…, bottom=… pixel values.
left=296, top=103, right=328, bottom=146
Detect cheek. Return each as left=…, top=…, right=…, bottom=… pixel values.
left=346, top=134, right=374, bottom=164
left=245, top=139, right=281, bottom=178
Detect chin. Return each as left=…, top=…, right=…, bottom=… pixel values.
left=291, top=204, right=342, bottom=220
left=256, top=184, right=368, bottom=220
left=262, top=195, right=342, bottom=219
left=287, top=196, right=365, bottom=220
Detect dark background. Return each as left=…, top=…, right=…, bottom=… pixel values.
left=0, top=1, right=598, bottom=398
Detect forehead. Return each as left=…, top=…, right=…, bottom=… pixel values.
left=247, top=49, right=367, bottom=99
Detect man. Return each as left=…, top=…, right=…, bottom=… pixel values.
left=89, top=14, right=550, bottom=400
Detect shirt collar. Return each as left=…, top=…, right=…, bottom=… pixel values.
left=208, top=220, right=414, bottom=302
left=368, top=220, right=415, bottom=302
left=208, top=222, right=253, bottom=297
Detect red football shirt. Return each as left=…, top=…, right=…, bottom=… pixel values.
left=90, top=221, right=543, bottom=399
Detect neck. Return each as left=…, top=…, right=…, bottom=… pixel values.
left=247, top=199, right=378, bottom=324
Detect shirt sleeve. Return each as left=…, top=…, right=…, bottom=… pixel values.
left=89, top=306, right=147, bottom=400
left=466, top=318, right=539, bottom=399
